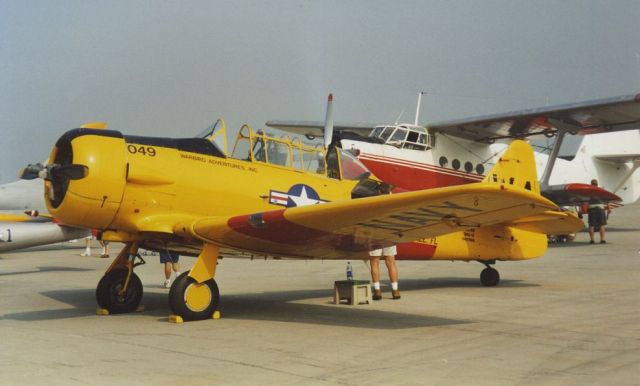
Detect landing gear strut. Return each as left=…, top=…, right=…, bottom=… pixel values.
left=95, top=243, right=146, bottom=314
left=479, top=261, right=500, bottom=286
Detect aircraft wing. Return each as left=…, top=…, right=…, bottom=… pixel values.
left=0, top=211, right=51, bottom=223
left=427, top=93, right=640, bottom=142
left=265, top=120, right=377, bottom=138
left=176, top=182, right=560, bottom=259
left=594, top=153, right=640, bottom=163
left=0, top=212, right=39, bottom=222
left=542, top=183, right=621, bottom=206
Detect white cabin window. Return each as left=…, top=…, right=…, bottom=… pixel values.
left=371, top=125, right=434, bottom=151
left=379, top=127, right=395, bottom=142
left=370, top=126, right=385, bottom=138
left=388, top=128, right=408, bottom=145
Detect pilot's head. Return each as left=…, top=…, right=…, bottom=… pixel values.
left=591, top=179, right=598, bottom=186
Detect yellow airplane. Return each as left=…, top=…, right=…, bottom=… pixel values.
left=21, top=100, right=581, bottom=322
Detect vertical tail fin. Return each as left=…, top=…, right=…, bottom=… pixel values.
left=483, top=140, right=540, bottom=195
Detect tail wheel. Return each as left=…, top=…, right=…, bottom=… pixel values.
left=480, top=267, right=500, bottom=287
left=169, top=272, right=220, bottom=321
left=96, top=269, right=143, bottom=313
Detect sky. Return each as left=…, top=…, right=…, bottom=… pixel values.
left=1, top=0, right=639, bottom=183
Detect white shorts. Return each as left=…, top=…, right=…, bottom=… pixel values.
left=369, top=246, right=397, bottom=257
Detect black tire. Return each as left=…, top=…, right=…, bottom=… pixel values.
left=480, top=267, right=500, bottom=287
left=96, top=269, right=143, bottom=314
left=168, top=272, right=220, bottom=321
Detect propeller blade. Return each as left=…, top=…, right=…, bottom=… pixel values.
left=323, top=93, right=334, bottom=149
left=50, top=164, right=88, bottom=180
left=19, top=163, right=46, bottom=180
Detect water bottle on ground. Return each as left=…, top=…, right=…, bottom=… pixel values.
left=346, top=262, right=353, bottom=280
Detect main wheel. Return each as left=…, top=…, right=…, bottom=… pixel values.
left=480, top=267, right=500, bottom=286
left=96, top=269, right=143, bottom=313
left=168, top=272, right=220, bottom=321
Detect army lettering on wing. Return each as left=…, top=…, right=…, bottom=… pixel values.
left=358, top=200, right=484, bottom=232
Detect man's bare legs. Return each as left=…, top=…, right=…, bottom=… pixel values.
left=164, top=262, right=181, bottom=280
left=369, top=255, right=400, bottom=300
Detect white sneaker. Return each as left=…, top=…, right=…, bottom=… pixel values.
left=81, top=251, right=91, bottom=257
left=163, top=279, right=171, bottom=288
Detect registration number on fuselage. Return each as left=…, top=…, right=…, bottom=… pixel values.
left=127, top=145, right=157, bottom=157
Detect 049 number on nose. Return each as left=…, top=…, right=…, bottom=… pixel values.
left=127, top=145, right=157, bottom=157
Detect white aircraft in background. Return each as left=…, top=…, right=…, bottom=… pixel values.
left=267, top=92, right=640, bottom=208
left=0, top=178, right=90, bottom=252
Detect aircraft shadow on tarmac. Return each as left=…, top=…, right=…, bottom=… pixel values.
left=151, top=288, right=471, bottom=329
left=0, top=288, right=96, bottom=321
left=1, top=286, right=474, bottom=329
left=0, top=266, right=93, bottom=277
left=6, top=244, right=86, bottom=253
left=548, top=239, right=625, bottom=248
left=601, top=226, right=640, bottom=232
left=394, top=277, right=537, bottom=291
left=548, top=241, right=596, bottom=249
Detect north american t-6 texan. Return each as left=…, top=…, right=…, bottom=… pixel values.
left=21, top=96, right=586, bottom=322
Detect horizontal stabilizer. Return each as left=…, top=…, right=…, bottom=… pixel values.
left=511, top=210, right=584, bottom=235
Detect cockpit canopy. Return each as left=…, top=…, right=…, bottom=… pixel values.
left=197, top=119, right=371, bottom=181
left=369, top=124, right=435, bottom=151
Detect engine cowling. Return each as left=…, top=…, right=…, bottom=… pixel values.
left=46, top=128, right=127, bottom=230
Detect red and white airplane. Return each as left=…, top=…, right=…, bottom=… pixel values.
left=268, top=92, right=640, bottom=208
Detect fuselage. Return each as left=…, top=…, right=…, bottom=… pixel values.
left=0, top=179, right=46, bottom=212
left=44, top=127, right=548, bottom=261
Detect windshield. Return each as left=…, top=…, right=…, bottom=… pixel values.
left=379, top=127, right=394, bottom=141
left=194, top=119, right=228, bottom=155
left=369, top=126, right=385, bottom=138
left=389, top=128, right=408, bottom=144
left=339, top=148, right=371, bottom=180
left=195, top=126, right=214, bottom=139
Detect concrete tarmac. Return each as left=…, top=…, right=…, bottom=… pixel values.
left=1, top=206, right=639, bottom=385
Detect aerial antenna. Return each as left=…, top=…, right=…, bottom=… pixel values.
left=394, top=109, right=405, bottom=125
left=414, top=91, right=425, bottom=126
